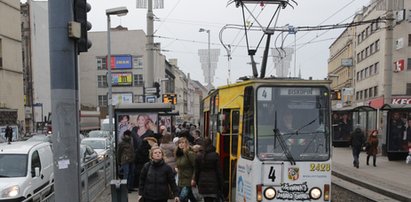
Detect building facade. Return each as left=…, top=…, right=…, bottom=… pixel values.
left=0, top=1, right=24, bottom=128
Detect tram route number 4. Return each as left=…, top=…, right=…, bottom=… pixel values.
left=268, top=166, right=276, bottom=182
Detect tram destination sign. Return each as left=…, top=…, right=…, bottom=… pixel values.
left=281, top=88, right=320, bottom=96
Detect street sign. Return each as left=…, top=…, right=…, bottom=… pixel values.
left=145, top=87, right=157, bottom=94
left=146, top=96, right=156, bottom=103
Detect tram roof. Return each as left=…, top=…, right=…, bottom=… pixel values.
left=215, top=77, right=331, bottom=91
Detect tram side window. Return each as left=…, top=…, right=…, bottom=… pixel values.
left=241, top=86, right=255, bottom=159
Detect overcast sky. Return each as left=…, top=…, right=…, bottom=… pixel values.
left=36, top=0, right=372, bottom=87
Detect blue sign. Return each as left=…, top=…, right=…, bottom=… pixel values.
left=109, top=55, right=132, bottom=69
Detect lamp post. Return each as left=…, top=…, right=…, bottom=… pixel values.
left=106, top=6, right=128, bottom=134
left=199, top=28, right=211, bottom=91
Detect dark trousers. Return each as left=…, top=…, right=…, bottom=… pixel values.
left=179, top=186, right=197, bottom=202
left=352, top=146, right=361, bottom=167
left=120, top=163, right=135, bottom=190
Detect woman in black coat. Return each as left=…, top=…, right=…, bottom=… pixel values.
left=139, top=146, right=180, bottom=202
left=195, top=138, right=223, bottom=202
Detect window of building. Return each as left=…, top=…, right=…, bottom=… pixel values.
left=359, top=91, right=363, bottom=100
left=374, top=86, right=378, bottom=97
left=357, top=35, right=361, bottom=44
left=370, top=43, right=374, bottom=54
left=366, top=26, right=370, bottom=37
left=360, top=70, right=364, bottom=80
left=98, top=75, right=107, bottom=88
left=98, top=95, right=107, bottom=106
left=133, top=74, right=144, bottom=86
left=408, top=58, right=411, bottom=70
left=133, top=56, right=143, bottom=68
left=407, top=83, right=411, bottom=95
left=408, top=34, right=411, bottom=46
left=364, top=89, right=368, bottom=99
left=365, top=47, right=369, bottom=57
left=134, top=95, right=144, bottom=103
left=362, top=31, right=365, bottom=40
left=97, top=57, right=107, bottom=70
left=369, top=87, right=373, bottom=97
left=357, top=72, right=360, bottom=81
left=374, top=62, right=379, bottom=74
left=364, top=67, right=368, bottom=78
left=0, top=38, right=2, bottom=67
left=356, top=92, right=359, bottom=100
left=357, top=53, right=361, bottom=62
left=375, top=40, right=380, bottom=51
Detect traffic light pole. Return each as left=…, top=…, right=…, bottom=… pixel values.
left=48, top=0, right=81, bottom=201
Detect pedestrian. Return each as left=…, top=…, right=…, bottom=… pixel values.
left=5, top=125, right=13, bottom=144
left=192, top=130, right=204, bottom=146
left=175, top=137, right=197, bottom=202
left=351, top=127, right=365, bottom=168
left=117, top=130, right=135, bottom=192
left=366, top=130, right=379, bottom=167
left=131, top=114, right=156, bottom=187
left=160, top=133, right=177, bottom=174
left=195, top=138, right=224, bottom=202
left=139, top=146, right=180, bottom=202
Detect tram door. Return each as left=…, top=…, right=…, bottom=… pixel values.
left=221, top=109, right=240, bottom=201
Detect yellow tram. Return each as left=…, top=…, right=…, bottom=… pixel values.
left=201, top=78, right=332, bottom=202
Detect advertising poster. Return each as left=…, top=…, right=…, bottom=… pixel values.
left=116, top=112, right=158, bottom=145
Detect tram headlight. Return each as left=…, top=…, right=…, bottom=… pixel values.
left=309, top=187, right=322, bottom=200
left=264, top=187, right=276, bottom=200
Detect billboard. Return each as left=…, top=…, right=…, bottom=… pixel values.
left=116, top=113, right=158, bottom=145
left=112, top=72, right=132, bottom=86
left=113, top=93, right=133, bottom=105
left=108, top=55, right=133, bottom=69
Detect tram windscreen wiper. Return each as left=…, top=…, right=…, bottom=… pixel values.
left=273, top=111, right=296, bottom=165
left=295, top=118, right=317, bottom=135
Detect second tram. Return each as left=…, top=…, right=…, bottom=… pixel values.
left=201, top=78, right=332, bottom=202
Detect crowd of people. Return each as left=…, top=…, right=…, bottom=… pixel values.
left=117, top=116, right=223, bottom=202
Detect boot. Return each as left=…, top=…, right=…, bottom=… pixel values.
left=373, top=157, right=376, bottom=167
left=366, top=156, right=370, bottom=166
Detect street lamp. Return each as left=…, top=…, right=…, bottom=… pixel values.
left=199, top=28, right=211, bottom=91
left=106, top=6, right=128, bottom=139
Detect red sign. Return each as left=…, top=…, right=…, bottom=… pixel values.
left=391, top=98, right=411, bottom=104
left=393, top=59, right=404, bottom=72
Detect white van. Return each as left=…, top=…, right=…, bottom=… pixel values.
left=0, top=141, right=54, bottom=201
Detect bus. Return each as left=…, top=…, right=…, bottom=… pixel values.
left=201, top=78, right=332, bottom=202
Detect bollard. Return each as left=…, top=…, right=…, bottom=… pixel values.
left=110, top=179, right=128, bottom=202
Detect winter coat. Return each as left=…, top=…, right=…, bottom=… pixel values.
left=131, top=127, right=155, bottom=164
left=176, top=148, right=196, bottom=187
left=195, top=145, right=223, bottom=195
left=351, top=128, right=365, bottom=149
left=117, top=137, right=135, bottom=165
left=160, top=142, right=177, bottom=172
left=366, top=135, right=379, bottom=156
left=139, top=160, right=179, bottom=200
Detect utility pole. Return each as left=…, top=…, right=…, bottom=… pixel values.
left=146, top=0, right=154, bottom=93
left=383, top=1, right=394, bottom=105
left=48, top=0, right=81, bottom=201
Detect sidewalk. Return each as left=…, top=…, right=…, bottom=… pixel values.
left=332, top=147, right=411, bottom=201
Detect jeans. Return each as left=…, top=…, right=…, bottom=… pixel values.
left=120, top=163, right=135, bottom=190
left=179, top=186, right=197, bottom=202
left=352, top=146, right=361, bottom=167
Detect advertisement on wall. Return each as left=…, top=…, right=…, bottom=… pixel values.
left=112, top=72, right=132, bottom=86
left=108, top=55, right=133, bottom=69
left=113, top=93, right=133, bottom=105
left=116, top=113, right=158, bottom=145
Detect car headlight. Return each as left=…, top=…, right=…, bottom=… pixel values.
left=309, top=187, right=322, bottom=200
left=1, top=185, right=20, bottom=198
left=264, top=187, right=276, bottom=200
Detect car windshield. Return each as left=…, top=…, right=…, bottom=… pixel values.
left=82, top=140, right=106, bottom=150
left=0, top=154, right=28, bottom=177
left=256, top=86, right=330, bottom=161
left=27, top=135, right=50, bottom=142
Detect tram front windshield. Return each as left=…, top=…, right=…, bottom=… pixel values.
left=256, top=86, right=330, bottom=161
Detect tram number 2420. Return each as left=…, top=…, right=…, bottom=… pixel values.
left=309, top=163, right=331, bottom=172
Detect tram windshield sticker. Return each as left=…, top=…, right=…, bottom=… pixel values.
left=281, top=88, right=320, bottom=96
left=257, top=87, right=272, bottom=101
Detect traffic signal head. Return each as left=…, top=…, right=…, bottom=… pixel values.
left=154, top=82, right=160, bottom=98
left=74, top=0, right=92, bottom=53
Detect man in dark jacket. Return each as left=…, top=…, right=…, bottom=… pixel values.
left=351, top=127, right=365, bottom=168
left=117, top=130, right=135, bottom=192
left=195, top=138, right=223, bottom=202
left=5, top=125, right=13, bottom=144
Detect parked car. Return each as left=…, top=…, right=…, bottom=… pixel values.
left=26, top=134, right=52, bottom=143
left=80, top=144, right=98, bottom=173
left=0, top=141, right=54, bottom=201
left=87, top=130, right=111, bottom=139
left=81, top=137, right=111, bottom=162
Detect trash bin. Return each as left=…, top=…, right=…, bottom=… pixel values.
left=111, top=179, right=128, bottom=202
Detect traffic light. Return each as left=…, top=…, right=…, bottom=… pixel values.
left=331, top=90, right=342, bottom=100
left=154, top=82, right=160, bottom=98
left=74, top=0, right=92, bottom=53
